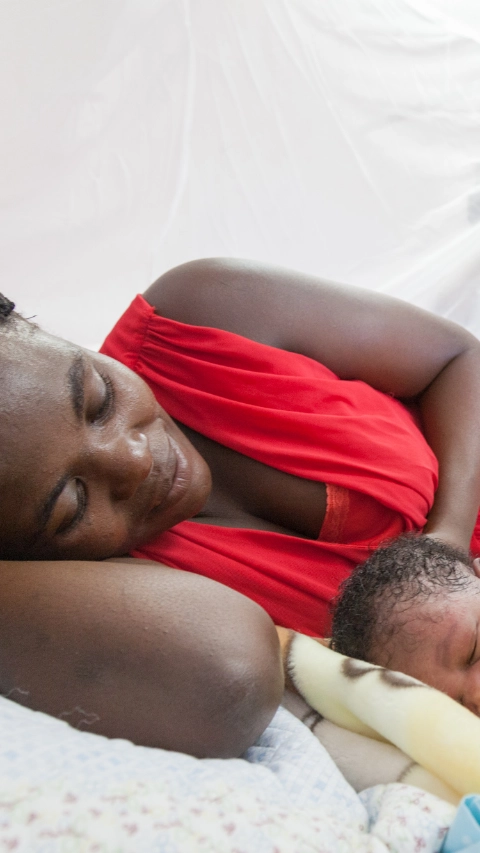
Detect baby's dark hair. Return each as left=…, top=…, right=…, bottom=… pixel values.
left=331, top=534, right=474, bottom=663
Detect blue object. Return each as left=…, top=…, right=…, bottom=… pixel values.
left=442, top=796, right=480, bottom=853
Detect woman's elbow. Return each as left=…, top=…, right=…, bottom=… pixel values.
left=213, top=611, right=284, bottom=757
left=185, top=603, right=285, bottom=759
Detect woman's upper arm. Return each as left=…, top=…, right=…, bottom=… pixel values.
left=0, top=558, right=283, bottom=757
left=143, top=257, right=479, bottom=398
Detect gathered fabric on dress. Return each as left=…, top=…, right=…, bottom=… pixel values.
left=100, top=295, right=477, bottom=636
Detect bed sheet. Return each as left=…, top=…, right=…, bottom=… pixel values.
left=0, top=699, right=454, bottom=851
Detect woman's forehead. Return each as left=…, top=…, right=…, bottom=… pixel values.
left=1, top=327, right=81, bottom=385
left=0, top=331, right=82, bottom=437
left=1, top=322, right=77, bottom=361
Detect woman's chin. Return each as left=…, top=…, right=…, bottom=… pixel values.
left=135, top=467, right=211, bottom=549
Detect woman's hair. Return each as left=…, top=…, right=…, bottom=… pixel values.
left=0, top=295, right=37, bottom=339
left=330, top=534, right=473, bottom=663
left=0, top=295, right=16, bottom=323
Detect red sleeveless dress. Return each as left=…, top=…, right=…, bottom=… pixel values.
left=100, top=295, right=480, bottom=635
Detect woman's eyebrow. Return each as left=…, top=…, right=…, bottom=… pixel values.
left=68, top=351, right=86, bottom=422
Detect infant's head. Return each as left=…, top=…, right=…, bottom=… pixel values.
left=331, top=535, right=480, bottom=715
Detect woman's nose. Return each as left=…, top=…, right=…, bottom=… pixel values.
left=92, top=428, right=152, bottom=500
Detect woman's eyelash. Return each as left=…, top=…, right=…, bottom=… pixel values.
left=95, top=373, right=115, bottom=423
left=72, top=480, right=87, bottom=529
left=57, top=480, right=88, bottom=536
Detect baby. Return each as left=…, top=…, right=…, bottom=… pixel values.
left=331, top=535, right=480, bottom=716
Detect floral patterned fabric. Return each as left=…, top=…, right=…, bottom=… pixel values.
left=0, top=699, right=454, bottom=851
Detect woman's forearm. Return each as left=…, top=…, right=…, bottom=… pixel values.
left=0, top=559, right=284, bottom=757
left=419, top=346, right=480, bottom=549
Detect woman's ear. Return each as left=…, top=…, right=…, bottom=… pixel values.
left=473, top=558, right=480, bottom=578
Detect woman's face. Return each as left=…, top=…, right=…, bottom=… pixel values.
left=0, top=327, right=211, bottom=560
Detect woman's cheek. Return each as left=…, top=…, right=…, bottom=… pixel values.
left=79, top=513, right=132, bottom=559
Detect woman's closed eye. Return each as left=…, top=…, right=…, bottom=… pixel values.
left=90, top=371, right=116, bottom=424
left=56, top=479, right=88, bottom=536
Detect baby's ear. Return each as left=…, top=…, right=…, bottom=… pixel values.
left=473, top=558, right=480, bottom=578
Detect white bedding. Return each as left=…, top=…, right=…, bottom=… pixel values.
left=0, top=700, right=454, bottom=851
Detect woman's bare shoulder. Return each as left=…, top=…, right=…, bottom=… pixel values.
left=142, top=258, right=478, bottom=393
left=143, top=257, right=284, bottom=343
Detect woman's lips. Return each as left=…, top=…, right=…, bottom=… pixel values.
left=164, top=436, right=191, bottom=506
left=145, top=433, right=189, bottom=517
left=145, top=438, right=175, bottom=514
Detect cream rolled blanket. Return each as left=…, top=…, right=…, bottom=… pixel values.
left=277, top=628, right=480, bottom=806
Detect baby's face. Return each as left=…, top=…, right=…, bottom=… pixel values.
left=372, top=568, right=480, bottom=716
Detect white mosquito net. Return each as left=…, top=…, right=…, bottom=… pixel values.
left=1, top=0, right=479, bottom=348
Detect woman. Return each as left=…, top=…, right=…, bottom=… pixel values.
left=1, top=258, right=480, bottom=749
